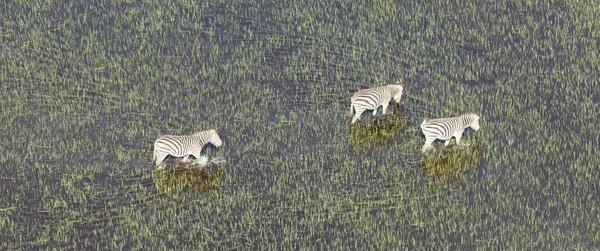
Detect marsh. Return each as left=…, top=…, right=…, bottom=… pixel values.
left=1, top=0, right=598, bottom=249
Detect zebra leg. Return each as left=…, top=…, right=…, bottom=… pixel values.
left=421, top=138, right=436, bottom=153
left=422, top=144, right=435, bottom=154
left=351, top=109, right=365, bottom=124
left=381, top=103, right=389, bottom=115
left=155, top=157, right=167, bottom=169
left=155, top=153, right=167, bottom=167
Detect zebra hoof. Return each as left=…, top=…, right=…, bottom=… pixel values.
left=422, top=146, right=436, bottom=154
left=428, top=146, right=436, bottom=154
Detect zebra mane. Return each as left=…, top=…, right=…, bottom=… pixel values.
left=461, top=112, right=479, bottom=119
left=386, top=81, right=403, bottom=88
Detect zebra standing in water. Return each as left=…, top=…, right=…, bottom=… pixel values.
left=420, top=112, right=480, bottom=153
left=152, top=128, right=223, bottom=168
left=350, top=82, right=404, bottom=124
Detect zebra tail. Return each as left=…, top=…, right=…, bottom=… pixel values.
left=350, top=104, right=354, bottom=114
left=152, top=150, right=156, bottom=165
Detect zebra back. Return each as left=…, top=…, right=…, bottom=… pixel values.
left=351, top=86, right=392, bottom=109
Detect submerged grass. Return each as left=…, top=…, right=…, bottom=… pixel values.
left=421, top=136, right=486, bottom=184
left=349, top=104, right=408, bottom=151
left=152, top=162, right=224, bottom=194
left=0, top=0, right=599, bottom=249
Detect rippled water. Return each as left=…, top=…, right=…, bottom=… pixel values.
left=1, top=0, right=599, bottom=249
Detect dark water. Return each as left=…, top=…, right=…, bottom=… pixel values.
left=1, top=0, right=599, bottom=249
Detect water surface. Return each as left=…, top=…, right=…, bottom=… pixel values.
left=1, top=0, right=599, bottom=249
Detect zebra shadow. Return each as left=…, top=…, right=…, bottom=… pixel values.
left=349, top=103, right=408, bottom=151
left=420, top=136, right=486, bottom=184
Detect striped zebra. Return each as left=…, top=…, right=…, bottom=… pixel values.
left=350, top=82, right=404, bottom=124
left=152, top=128, right=223, bottom=168
left=420, top=112, right=480, bottom=153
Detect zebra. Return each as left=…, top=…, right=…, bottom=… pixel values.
left=420, top=112, right=480, bottom=153
left=152, top=128, right=223, bottom=168
left=350, top=82, right=404, bottom=124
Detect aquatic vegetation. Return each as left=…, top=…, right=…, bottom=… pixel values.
left=421, top=136, right=486, bottom=184
left=0, top=0, right=599, bottom=249
left=349, top=104, right=407, bottom=151
left=152, top=160, right=224, bottom=194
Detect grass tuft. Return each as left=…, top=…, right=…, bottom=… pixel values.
left=349, top=104, right=407, bottom=151
left=421, top=136, right=486, bottom=183
left=152, top=160, right=224, bottom=194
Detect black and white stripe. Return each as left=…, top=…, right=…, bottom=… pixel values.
left=420, top=112, right=480, bottom=153
left=350, top=82, right=404, bottom=124
left=152, top=129, right=223, bottom=167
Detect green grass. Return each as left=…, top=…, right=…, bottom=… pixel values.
left=1, top=0, right=599, bottom=249
left=153, top=160, right=224, bottom=194
left=420, top=136, right=486, bottom=184
left=349, top=104, right=408, bottom=151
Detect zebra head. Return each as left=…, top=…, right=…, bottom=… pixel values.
left=463, top=112, right=480, bottom=131
left=388, top=82, right=404, bottom=103
left=194, top=128, right=223, bottom=147
left=210, top=130, right=223, bottom=147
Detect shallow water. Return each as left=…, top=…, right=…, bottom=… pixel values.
left=1, top=0, right=599, bottom=249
